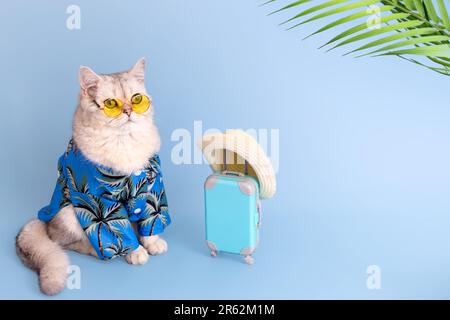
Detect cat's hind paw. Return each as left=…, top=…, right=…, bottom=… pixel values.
left=140, top=235, right=168, bottom=255
left=125, top=245, right=149, bottom=265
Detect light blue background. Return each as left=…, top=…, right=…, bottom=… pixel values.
left=1, top=0, right=450, bottom=299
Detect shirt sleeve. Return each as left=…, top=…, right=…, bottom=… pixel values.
left=136, top=155, right=171, bottom=237
left=37, top=156, right=71, bottom=222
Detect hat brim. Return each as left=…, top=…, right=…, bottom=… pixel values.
left=197, top=129, right=276, bottom=199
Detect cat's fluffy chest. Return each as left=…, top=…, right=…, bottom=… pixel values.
left=73, top=118, right=161, bottom=175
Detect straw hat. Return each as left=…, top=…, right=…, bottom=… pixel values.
left=197, top=129, right=276, bottom=199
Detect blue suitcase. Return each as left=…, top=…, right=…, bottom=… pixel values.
left=204, top=161, right=261, bottom=264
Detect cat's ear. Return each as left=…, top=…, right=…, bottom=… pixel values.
left=79, top=66, right=101, bottom=94
left=129, top=57, right=146, bottom=81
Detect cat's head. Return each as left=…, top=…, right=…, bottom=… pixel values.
left=77, top=58, right=153, bottom=128
left=73, top=58, right=161, bottom=173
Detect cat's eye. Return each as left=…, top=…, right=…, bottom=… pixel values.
left=131, top=94, right=142, bottom=104
left=104, top=99, right=118, bottom=108
left=103, top=98, right=123, bottom=117
left=101, top=95, right=151, bottom=118
left=131, top=93, right=151, bottom=114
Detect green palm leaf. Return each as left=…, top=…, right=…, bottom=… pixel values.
left=357, top=34, right=450, bottom=56
left=265, top=0, right=450, bottom=75
left=330, top=19, right=425, bottom=51
left=437, top=0, right=450, bottom=28
left=303, top=5, right=393, bottom=39
left=320, top=13, right=412, bottom=48
left=378, top=43, right=450, bottom=56
left=289, top=0, right=381, bottom=29
left=349, top=27, right=436, bottom=55
left=280, top=0, right=350, bottom=25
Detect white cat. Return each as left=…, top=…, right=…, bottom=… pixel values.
left=16, top=58, right=168, bottom=296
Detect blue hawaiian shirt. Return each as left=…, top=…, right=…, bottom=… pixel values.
left=38, top=140, right=171, bottom=260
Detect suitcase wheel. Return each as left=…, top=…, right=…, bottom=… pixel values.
left=244, top=255, right=254, bottom=265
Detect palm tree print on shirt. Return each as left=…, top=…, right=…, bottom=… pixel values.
left=75, top=193, right=134, bottom=259
left=57, top=160, right=71, bottom=208
left=139, top=188, right=170, bottom=236
left=66, top=163, right=136, bottom=259
left=37, top=141, right=170, bottom=260
left=95, top=158, right=170, bottom=237
left=95, top=166, right=150, bottom=209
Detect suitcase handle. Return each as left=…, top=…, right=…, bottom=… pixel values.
left=222, top=149, right=249, bottom=175
left=222, top=170, right=244, bottom=177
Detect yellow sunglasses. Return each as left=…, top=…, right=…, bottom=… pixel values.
left=101, top=93, right=151, bottom=118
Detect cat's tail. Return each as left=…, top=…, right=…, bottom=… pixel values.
left=16, top=219, right=69, bottom=295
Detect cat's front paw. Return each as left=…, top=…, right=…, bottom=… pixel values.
left=140, top=235, right=168, bottom=255
left=125, top=245, right=149, bottom=265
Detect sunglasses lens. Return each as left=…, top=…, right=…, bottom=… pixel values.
left=103, top=98, right=123, bottom=117
left=131, top=94, right=150, bottom=113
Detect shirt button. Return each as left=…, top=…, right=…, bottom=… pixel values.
left=134, top=170, right=142, bottom=176
left=134, top=208, right=141, bottom=214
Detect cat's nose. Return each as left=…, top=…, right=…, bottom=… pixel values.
left=123, top=104, right=132, bottom=116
